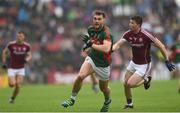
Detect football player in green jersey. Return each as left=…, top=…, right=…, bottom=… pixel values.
left=62, top=10, right=113, bottom=112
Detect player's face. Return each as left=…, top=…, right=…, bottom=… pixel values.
left=16, top=33, right=25, bottom=43
left=93, top=14, right=104, bottom=30
left=129, top=19, right=140, bottom=32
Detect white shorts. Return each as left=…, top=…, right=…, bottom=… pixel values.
left=175, top=63, right=180, bottom=70
left=85, top=56, right=110, bottom=81
left=8, top=68, right=25, bottom=77
left=127, top=61, right=151, bottom=78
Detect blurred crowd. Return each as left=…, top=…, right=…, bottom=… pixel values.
left=0, top=0, right=180, bottom=83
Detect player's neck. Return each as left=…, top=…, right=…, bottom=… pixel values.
left=133, top=28, right=141, bottom=34
left=16, top=41, right=24, bottom=45
left=95, top=25, right=104, bottom=31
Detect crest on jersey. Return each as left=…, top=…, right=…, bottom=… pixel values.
left=23, top=47, right=26, bottom=51
left=139, top=38, right=143, bottom=42
left=18, top=47, right=21, bottom=51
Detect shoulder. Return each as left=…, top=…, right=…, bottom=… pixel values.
left=103, top=26, right=113, bottom=39
left=103, top=25, right=111, bottom=32
left=141, top=29, right=156, bottom=41
left=122, top=30, right=131, bottom=38
left=103, top=26, right=111, bottom=33
left=141, top=29, right=155, bottom=38
left=6, top=41, right=16, bottom=47
left=8, top=41, right=16, bottom=45
left=23, top=42, right=31, bottom=47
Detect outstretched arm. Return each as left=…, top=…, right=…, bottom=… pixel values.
left=153, top=38, right=175, bottom=71
left=153, top=38, right=169, bottom=60
left=112, top=38, right=126, bottom=51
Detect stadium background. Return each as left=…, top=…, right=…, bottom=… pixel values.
left=0, top=0, right=180, bottom=86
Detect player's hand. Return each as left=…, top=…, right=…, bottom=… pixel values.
left=2, top=64, right=8, bottom=69
left=165, top=60, right=176, bottom=71
left=82, top=41, right=92, bottom=51
left=24, top=59, right=28, bottom=64
left=80, top=34, right=90, bottom=43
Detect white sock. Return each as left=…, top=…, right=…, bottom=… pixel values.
left=71, top=92, right=77, bottom=100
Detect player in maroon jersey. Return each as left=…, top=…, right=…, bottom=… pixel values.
left=2, top=31, right=32, bottom=103
left=112, top=15, right=175, bottom=109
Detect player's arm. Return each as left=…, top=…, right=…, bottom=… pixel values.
left=153, top=38, right=169, bottom=60
left=25, top=51, right=32, bottom=62
left=153, top=37, right=175, bottom=71
left=91, top=40, right=111, bottom=53
left=2, top=47, right=9, bottom=69
left=2, top=47, right=8, bottom=64
left=112, top=38, right=126, bottom=51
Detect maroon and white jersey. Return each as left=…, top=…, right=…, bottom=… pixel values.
left=6, top=41, right=30, bottom=69
left=122, top=29, right=156, bottom=64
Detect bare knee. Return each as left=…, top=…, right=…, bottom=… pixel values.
left=9, top=83, right=15, bottom=88
left=126, top=81, right=135, bottom=88
left=99, top=86, right=109, bottom=93
left=15, top=83, right=21, bottom=88
left=123, top=81, right=129, bottom=87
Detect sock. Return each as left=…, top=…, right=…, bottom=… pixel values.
left=11, top=97, right=15, bottom=100
left=144, top=76, right=148, bottom=82
left=127, top=98, right=132, bottom=104
left=70, top=92, right=77, bottom=100
left=105, top=96, right=111, bottom=103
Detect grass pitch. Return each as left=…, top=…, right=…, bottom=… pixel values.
left=0, top=80, right=180, bottom=112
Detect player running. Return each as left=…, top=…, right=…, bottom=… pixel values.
left=112, top=15, right=175, bottom=109
left=61, top=10, right=113, bottom=112
left=2, top=31, right=32, bottom=103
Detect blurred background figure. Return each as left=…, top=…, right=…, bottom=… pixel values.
left=2, top=31, right=32, bottom=103
left=0, top=0, right=179, bottom=88
left=169, top=34, right=180, bottom=93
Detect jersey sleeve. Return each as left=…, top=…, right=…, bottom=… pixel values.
left=142, top=29, right=156, bottom=43
left=27, top=44, right=31, bottom=52
left=122, top=30, right=130, bottom=40
left=104, top=27, right=111, bottom=41
left=5, top=42, right=12, bottom=50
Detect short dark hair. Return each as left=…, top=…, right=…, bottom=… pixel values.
left=130, top=15, right=143, bottom=26
left=18, top=31, right=27, bottom=37
left=93, top=10, right=106, bottom=18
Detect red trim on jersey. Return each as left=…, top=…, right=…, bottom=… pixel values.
left=104, top=26, right=111, bottom=41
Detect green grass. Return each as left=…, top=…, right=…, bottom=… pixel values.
left=0, top=80, right=180, bottom=112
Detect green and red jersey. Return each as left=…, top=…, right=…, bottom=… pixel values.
left=87, top=25, right=113, bottom=67
left=170, top=42, right=180, bottom=64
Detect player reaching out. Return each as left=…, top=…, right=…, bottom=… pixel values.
left=112, top=15, right=175, bottom=109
